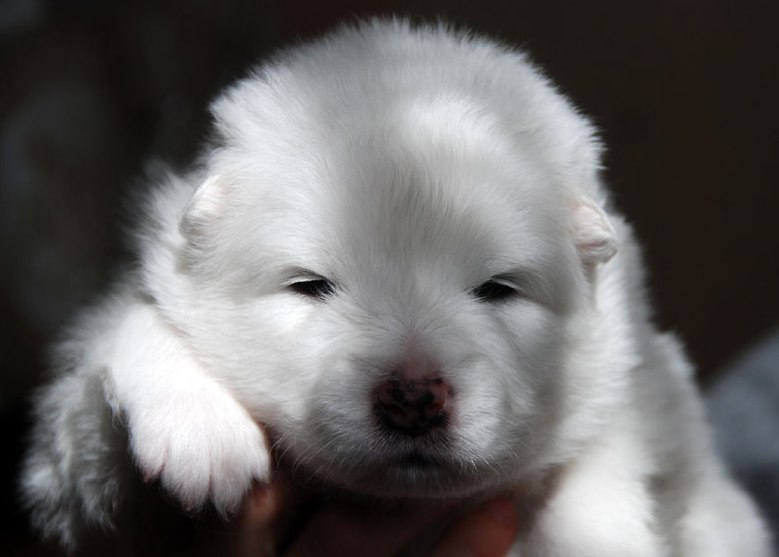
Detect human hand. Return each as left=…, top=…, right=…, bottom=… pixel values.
left=215, top=477, right=519, bottom=557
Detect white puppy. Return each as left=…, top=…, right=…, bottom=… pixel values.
left=21, top=19, right=772, bottom=556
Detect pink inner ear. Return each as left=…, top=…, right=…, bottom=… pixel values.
left=179, top=175, right=226, bottom=237
left=573, top=199, right=618, bottom=265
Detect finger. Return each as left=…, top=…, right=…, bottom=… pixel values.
left=232, top=480, right=286, bottom=557
left=285, top=501, right=453, bottom=557
left=198, top=479, right=286, bottom=557
left=427, top=497, right=519, bottom=557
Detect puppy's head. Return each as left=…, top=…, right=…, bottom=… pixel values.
left=172, top=22, right=623, bottom=498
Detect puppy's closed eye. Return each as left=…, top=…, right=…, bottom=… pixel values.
left=288, top=275, right=336, bottom=300
left=471, top=277, right=522, bottom=303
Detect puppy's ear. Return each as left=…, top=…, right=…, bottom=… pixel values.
left=572, top=196, right=617, bottom=265
left=179, top=175, right=227, bottom=239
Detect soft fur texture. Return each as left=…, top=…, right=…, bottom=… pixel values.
left=21, top=19, right=772, bottom=556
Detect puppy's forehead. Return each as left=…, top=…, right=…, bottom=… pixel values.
left=212, top=71, right=577, bottom=286
left=261, top=102, right=566, bottom=281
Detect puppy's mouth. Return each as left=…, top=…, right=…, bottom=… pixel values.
left=377, top=428, right=455, bottom=476
left=348, top=450, right=489, bottom=499
left=392, top=450, right=441, bottom=469
left=277, top=436, right=492, bottom=499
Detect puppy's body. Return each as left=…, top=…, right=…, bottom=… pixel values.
left=22, top=20, right=772, bottom=555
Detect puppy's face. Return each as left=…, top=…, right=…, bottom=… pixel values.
left=177, top=95, right=610, bottom=498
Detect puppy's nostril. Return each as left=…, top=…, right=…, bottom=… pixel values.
left=374, top=375, right=450, bottom=436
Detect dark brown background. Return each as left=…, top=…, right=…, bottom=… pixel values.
left=2, top=1, right=777, bottom=554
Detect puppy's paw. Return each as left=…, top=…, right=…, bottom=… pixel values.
left=128, top=382, right=270, bottom=515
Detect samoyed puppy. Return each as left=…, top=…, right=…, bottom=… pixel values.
left=21, top=19, right=772, bottom=556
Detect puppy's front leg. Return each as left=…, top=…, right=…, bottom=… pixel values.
left=107, top=300, right=271, bottom=515
left=518, top=428, right=666, bottom=557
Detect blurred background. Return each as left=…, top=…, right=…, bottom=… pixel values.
left=2, top=0, right=777, bottom=554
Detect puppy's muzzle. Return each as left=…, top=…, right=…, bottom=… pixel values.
left=373, top=374, right=451, bottom=436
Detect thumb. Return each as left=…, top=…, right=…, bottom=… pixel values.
left=427, top=497, right=519, bottom=557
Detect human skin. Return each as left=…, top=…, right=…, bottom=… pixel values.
left=205, top=478, right=520, bottom=557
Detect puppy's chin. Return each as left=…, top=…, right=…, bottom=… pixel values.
left=352, top=464, right=498, bottom=500
left=286, top=447, right=507, bottom=500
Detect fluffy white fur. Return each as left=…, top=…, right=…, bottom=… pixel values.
left=21, top=19, right=772, bottom=555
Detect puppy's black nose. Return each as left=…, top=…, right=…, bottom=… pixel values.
left=374, top=375, right=450, bottom=436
